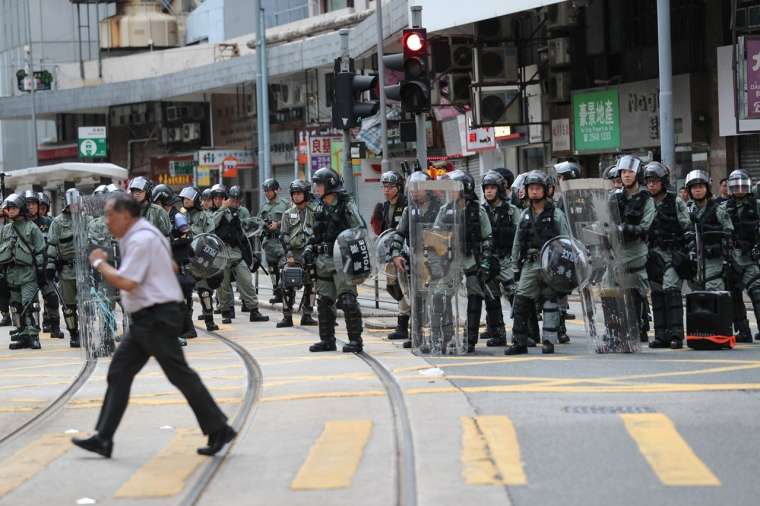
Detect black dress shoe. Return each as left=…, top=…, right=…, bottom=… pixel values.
left=197, top=425, right=237, bottom=456
left=300, top=315, right=317, bottom=326
left=309, top=340, right=337, bottom=352
left=72, top=434, right=113, bottom=458
left=249, top=309, right=269, bottom=322
left=504, top=344, right=528, bottom=355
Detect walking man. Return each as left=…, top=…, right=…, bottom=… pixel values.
left=72, top=193, right=236, bottom=458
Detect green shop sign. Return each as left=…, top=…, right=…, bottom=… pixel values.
left=572, top=89, right=620, bottom=153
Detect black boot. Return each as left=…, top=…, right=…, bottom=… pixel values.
left=749, top=288, right=760, bottom=344
left=70, top=330, right=80, bottom=348
left=72, top=434, right=113, bottom=458
left=485, top=296, right=507, bottom=346
left=249, top=308, right=269, bottom=322
left=50, top=325, right=64, bottom=339
left=666, top=289, right=684, bottom=349
left=9, top=334, right=30, bottom=350
left=387, top=315, right=409, bottom=340
left=204, top=317, right=219, bottom=332
left=269, top=287, right=283, bottom=304
left=557, top=313, right=570, bottom=344
left=342, top=294, right=364, bottom=353
left=221, top=310, right=234, bottom=324
left=276, top=315, right=293, bottom=328
left=542, top=341, right=555, bottom=354
left=42, top=321, right=51, bottom=333
left=527, top=302, right=540, bottom=346
left=300, top=314, right=317, bottom=326
left=342, top=339, right=363, bottom=353
left=649, top=290, right=670, bottom=348
left=505, top=295, right=530, bottom=355
left=311, top=298, right=336, bottom=352
left=241, top=302, right=250, bottom=313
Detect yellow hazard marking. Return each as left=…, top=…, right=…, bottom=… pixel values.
left=461, top=416, right=526, bottom=486
left=0, top=433, right=72, bottom=497
left=114, top=429, right=207, bottom=498
left=291, top=420, right=373, bottom=490
left=621, top=413, right=720, bottom=486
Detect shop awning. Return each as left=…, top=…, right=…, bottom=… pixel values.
left=5, top=162, right=128, bottom=189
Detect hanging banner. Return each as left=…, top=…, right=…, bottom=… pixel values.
left=746, top=38, right=760, bottom=119
left=572, top=88, right=620, bottom=153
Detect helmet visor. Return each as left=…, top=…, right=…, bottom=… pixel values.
left=728, top=177, right=752, bottom=195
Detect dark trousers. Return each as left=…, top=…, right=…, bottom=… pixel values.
left=94, top=302, right=227, bottom=439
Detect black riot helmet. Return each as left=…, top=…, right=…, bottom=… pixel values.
left=523, top=170, right=548, bottom=200
left=262, top=178, right=280, bottom=192
left=151, top=184, right=175, bottom=206
left=23, top=190, right=39, bottom=205
left=643, top=161, right=670, bottom=194
left=312, top=167, right=343, bottom=194
left=380, top=170, right=404, bottom=190
left=493, top=167, right=515, bottom=187
left=1, top=193, right=25, bottom=213
left=289, top=179, right=311, bottom=200
left=179, top=186, right=202, bottom=209
left=229, top=185, right=243, bottom=200
left=448, top=169, right=477, bottom=201
left=201, top=188, right=213, bottom=201
left=603, top=164, right=619, bottom=180
left=210, top=183, right=228, bottom=199
left=481, top=170, right=506, bottom=201
left=553, top=161, right=581, bottom=180
left=129, top=176, right=153, bottom=195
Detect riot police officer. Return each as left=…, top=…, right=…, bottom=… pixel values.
left=644, top=162, right=691, bottom=349
left=724, top=169, right=760, bottom=343
left=47, top=189, right=81, bottom=348
left=0, top=194, right=46, bottom=350
left=277, top=180, right=317, bottom=328
left=435, top=170, right=493, bottom=353
left=201, top=188, right=213, bottom=211
left=257, top=179, right=289, bottom=304
left=180, top=186, right=221, bottom=332
left=505, top=171, right=573, bottom=355
left=390, top=171, right=441, bottom=349
left=129, top=176, right=171, bottom=237
left=24, top=190, right=63, bottom=339
left=372, top=170, right=411, bottom=341
left=305, top=167, right=366, bottom=353
left=610, top=156, right=656, bottom=342
left=212, top=183, right=269, bottom=324
left=480, top=171, right=519, bottom=347
left=604, top=164, right=623, bottom=190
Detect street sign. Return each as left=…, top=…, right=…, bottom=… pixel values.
left=78, top=127, right=107, bottom=158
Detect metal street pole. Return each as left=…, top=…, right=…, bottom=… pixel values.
left=260, top=8, right=272, bottom=186
left=411, top=6, right=426, bottom=171
left=25, top=0, right=38, bottom=166
left=339, top=29, right=355, bottom=196
left=255, top=0, right=265, bottom=208
left=375, top=0, right=389, bottom=172
left=657, top=0, right=674, bottom=169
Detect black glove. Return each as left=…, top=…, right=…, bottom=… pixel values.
left=303, top=245, right=314, bottom=265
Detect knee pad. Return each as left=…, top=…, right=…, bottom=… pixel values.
left=336, top=292, right=358, bottom=312
left=63, top=305, right=78, bottom=331
left=198, top=289, right=213, bottom=311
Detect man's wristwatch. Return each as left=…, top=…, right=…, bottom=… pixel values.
left=92, top=258, right=105, bottom=270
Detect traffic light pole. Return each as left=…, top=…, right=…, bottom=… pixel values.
left=339, top=29, right=356, bottom=197
left=411, top=6, right=427, bottom=171
left=376, top=0, right=390, bottom=172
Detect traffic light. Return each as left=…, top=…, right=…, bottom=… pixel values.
left=383, top=28, right=431, bottom=114
left=332, top=58, right=379, bottom=130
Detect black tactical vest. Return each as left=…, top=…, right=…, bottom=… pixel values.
left=726, top=195, right=760, bottom=255
left=518, top=202, right=558, bottom=260
left=484, top=200, right=515, bottom=254
left=696, top=199, right=724, bottom=258
left=313, top=193, right=351, bottom=245
left=649, top=192, right=681, bottom=250
left=33, top=216, right=52, bottom=235
left=380, top=196, right=407, bottom=233
left=215, top=209, right=242, bottom=247
left=614, top=188, right=650, bottom=226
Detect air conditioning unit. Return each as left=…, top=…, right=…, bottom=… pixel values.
left=446, top=73, right=472, bottom=105
left=450, top=36, right=474, bottom=72
left=472, top=85, right=522, bottom=127
left=165, top=127, right=183, bottom=143
left=546, top=3, right=578, bottom=32
left=271, top=83, right=290, bottom=111
left=286, top=83, right=306, bottom=108
left=547, top=72, right=571, bottom=102
left=245, top=84, right=257, bottom=118
left=548, top=37, right=572, bottom=66
left=182, top=123, right=200, bottom=142
left=166, top=106, right=179, bottom=122
left=475, top=16, right=513, bottom=42
left=110, top=107, right=129, bottom=127
left=473, top=46, right=518, bottom=84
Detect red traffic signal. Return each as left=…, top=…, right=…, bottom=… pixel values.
left=403, top=28, right=427, bottom=56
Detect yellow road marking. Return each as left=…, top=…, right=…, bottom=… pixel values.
left=621, top=413, right=720, bottom=486
left=114, top=429, right=207, bottom=498
left=291, top=420, right=373, bottom=490
left=461, top=416, right=526, bottom=486
left=0, top=433, right=72, bottom=497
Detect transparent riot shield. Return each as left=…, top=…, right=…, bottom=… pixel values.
left=407, top=179, right=466, bottom=355
left=189, top=233, right=228, bottom=280
left=333, top=228, right=373, bottom=285
left=539, top=236, right=591, bottom=296
left=71, top=192, right=129, bottom=359
left=558, top=179, right=641, bottom=353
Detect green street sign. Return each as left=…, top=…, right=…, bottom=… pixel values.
left=78, top=126, right=107, bottom=158
left=572, top=89, right=620, bottom=153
